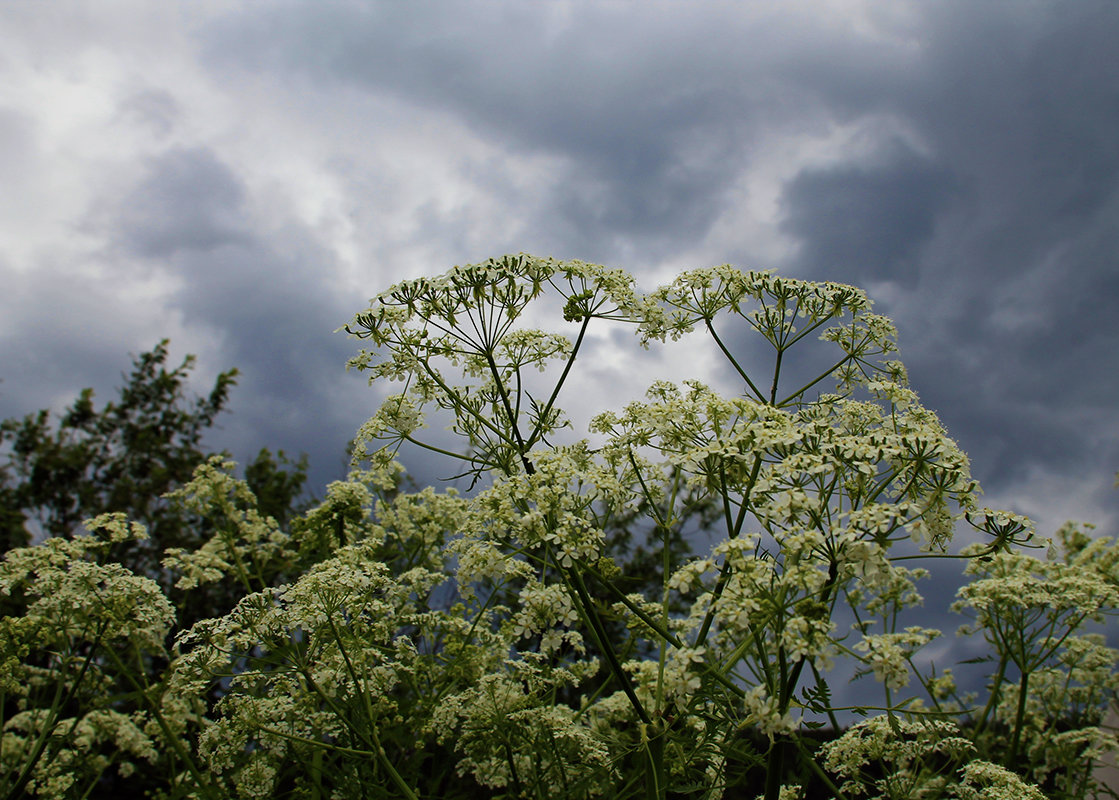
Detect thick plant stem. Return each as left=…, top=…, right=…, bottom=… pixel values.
left=104, top=644, right=218, bottom=799
left=972, top=652, right=1009, bottom=739
left=566, top=565, right=664, bottom=797
left=694, top=455, right=763, bottom=647
left=1007, top=670, right=1030, bottom=769
left=764, top=736, right=789, bottom=800
left=644, top=727, right=667, bottom=800
left=371, top=726, right=421, bottom=800
left=5, top=628, right=108, bottom=800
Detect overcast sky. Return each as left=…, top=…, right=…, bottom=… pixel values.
left=2, top=0, right=1117, bottom=558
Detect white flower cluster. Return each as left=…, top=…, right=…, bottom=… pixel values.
left=511, top=581, right=581, bottom=640
left=953, top=545, right=1119, bottom=652
left=478, top=445, right=612, bottom=568
left=1, top=514, right=174, bottom=797
left=0, top=514, right=174, bottom=652
left=741, top=685, right=799, bottom=740
left=853, top=627, right=942, bottom=689
left=161, top=456, right=293, bottom=591
left=430, top=671, right=613, bottom=797
left=821, top=716, right=977, bottom=798
left=169, top=537, right=443, bottom=795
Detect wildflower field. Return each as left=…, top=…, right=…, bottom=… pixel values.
left=2, top=256, right=1117, bottom=799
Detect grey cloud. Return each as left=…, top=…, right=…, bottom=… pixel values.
left=116, top=147, right=251, bottom=259
left=19, top=0, right=1116, bottom=516
left=104, top=146, right=370, bottom=488
left=196, top=4, right=826, bottom=261
left=780, top=143, right=959, bottom=285
left=0, top=108, right=37, bottom=185
left=742, top=1, right=1119, bottom=504
left=192, top=1, right=1119, bottom=505
left=115, top=88, right=181, bottom=139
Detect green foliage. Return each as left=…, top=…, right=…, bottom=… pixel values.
left=244, top=448, right=311, bottom=528
left=0, top=340, right=311, bottom=590
left=1, top=257, right=1117, bottom=799
left=0, top=340, right=237, bottom=557
left=0, top=342, right=317, bottom=796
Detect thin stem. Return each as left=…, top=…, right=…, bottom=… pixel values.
left=483, top=350, right=534, bottom=475
left=972, top=650, right=1010, bottom=738
left=796, top=739, right=851, bottom=800
left=418, top=360, right=510, bottom=445
left=564, top=566, right=652, bottom=726
left=256, top=726, right=376, bottom=759
left=324, top=614, right=420, bottom=800
left=370, top=725, right=421, bottom=800
left=5, top=627, right=108, bottom=800
left=694, top=455, right=763, bottom=647
left=775, top=353, right=856, bottom=408
left=705, top=318, right=767, bottom=402
left=103, top=643, right=217, bottom=798
left=526, top=314, right=592, bottom=450
left=769, top=346, right=784, bottom=405
left=588, top=565, right=745, bottom=699
left=401, top=433, right=484, bottom=465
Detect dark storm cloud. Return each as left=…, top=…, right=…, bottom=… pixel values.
left=0, top=262, right=144, bottom=423
left=757, top=1, right=1119, bottom=512
left=4, top=0, right=1114, bottom=528
left=780, top=143, right=958, bottom=285
left=107, top=147, right=371, bottom=488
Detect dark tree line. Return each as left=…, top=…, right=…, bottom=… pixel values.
left=0, top=340, right=310, bottom=581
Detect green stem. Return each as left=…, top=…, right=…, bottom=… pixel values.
left=972, top=650, right=1009, bottom=739
left=483, top=350, right=534, bottom=475
left=5, top=628, right=108, bottom=800
left=587, top=567, right=744, bottom=698
left=567, top=563, right=666, bottom=797
left=796, top=738, right=851, bottom=800
left=705, top=318, right=767, bottom=402
left=644, top=728, right=666, bottom=800
left=764, top=558, right=841, bottom=800
left=770, top=346, right=784, bottom=404
left=322, top=615, right=420, bottom=800
left=1007, top=669, right=1030, bottom=769
left=401, top=433, right=476, bottom=465
left=775, top=353, right=856, bottom=407
left=254, top=727, right=371, bottom=758
left=418, top=361, right=511, bottom=445
left=694, top=455, right=763, bottom=647
left=102, top=643, right=217, bottom=798
left=371, top=725, right=421, bottom=800
left=564, top=566, right=652, bottom=725
left=526, top=314, right=592, bottom=450
left=224, top=527, right=258, bottom=593
left=764, top=737, right=788, bottom=800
